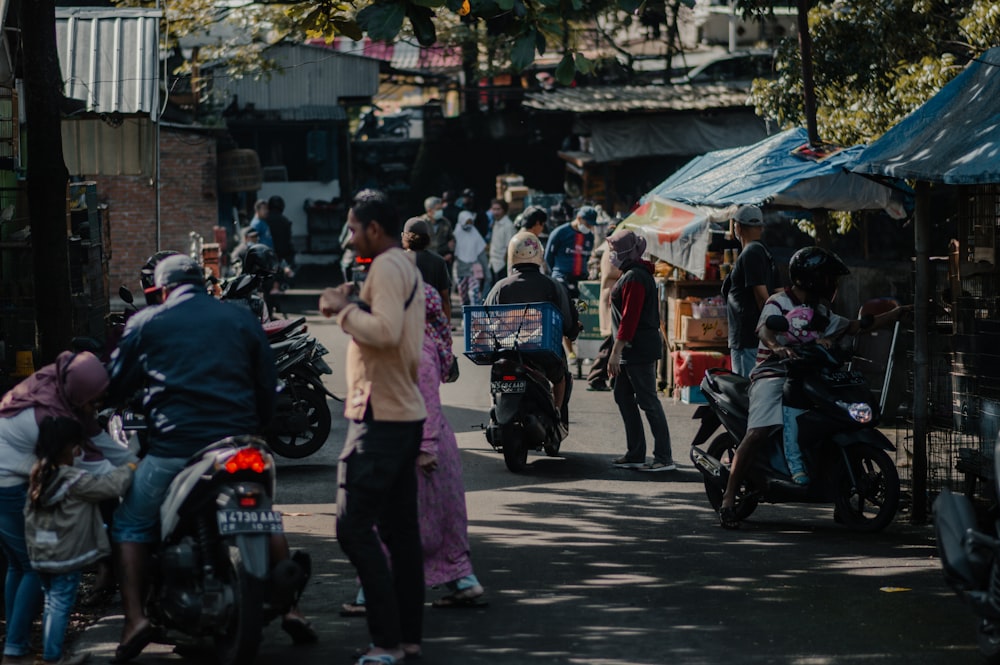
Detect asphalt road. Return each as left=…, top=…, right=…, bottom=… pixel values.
left=74, top=291, right=979, bottom=664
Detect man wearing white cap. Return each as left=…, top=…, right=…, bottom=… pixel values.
left=722, top=205, right=777, bottom=378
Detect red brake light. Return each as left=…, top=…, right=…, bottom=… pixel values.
left=239, top=496, right=258, bottom=507
left=502, top=375, right=518, bottom=381
left=224, top=448, right=267, bottom=474
left=356, top=257, right=372, bottom=265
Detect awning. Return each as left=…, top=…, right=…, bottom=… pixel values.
left=651, top=127, right=908, bottom=217
left=619, top=197, right=712, bottom=278
left=852, top=48, right=1000, bottom=185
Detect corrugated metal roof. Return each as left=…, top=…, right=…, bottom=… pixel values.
left=214, top=43, right=379, bottom=115
left=56, top=7, right=161, bottom=117
left=524, top=84, right=752, bottom=114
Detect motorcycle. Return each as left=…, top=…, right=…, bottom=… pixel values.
left=689, top=315, right=901, bottom=531
left=150, top=435, right=309, bottom=665
left=263, top=317, right=337, bottom=458
left=934, top=454, right=1000, bottom=661
left=465, top=302, right=568, bottom=473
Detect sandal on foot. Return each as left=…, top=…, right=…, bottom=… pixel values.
left=110, top=622, right=156, bottom=663
left=719, top=506, right=741, bottom=530
left=355, top=655, right=400, bottom=665
left=340, top=602, right=367, bottom=617
left=282, top=615, right=318, bottom=644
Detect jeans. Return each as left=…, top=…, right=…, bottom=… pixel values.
left=337, top=417, right=425, bottom=648
left=731, top=347, right=758, bottom=378
left=40, top=571, right=83, bottom=661
left=111, top=454, right=189, bottom=543
left=0, top=483, right=43, bottom=657
left=782, top=405, right=808, bottom=480
left=613, top=362, right=672, bottom=464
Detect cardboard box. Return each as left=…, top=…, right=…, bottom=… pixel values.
left=504, top=186, right=529, bottom=203
left=670, top=298, right=694, bottom=341
left=680, top=315, right=728, bottom=343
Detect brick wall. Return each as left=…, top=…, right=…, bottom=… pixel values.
left=86, top=127, right=218, bottom=294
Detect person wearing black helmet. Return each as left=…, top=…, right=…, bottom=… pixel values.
left=718, top=246, right=909, bottom=529
left=107, top=254, right=314, bottom=659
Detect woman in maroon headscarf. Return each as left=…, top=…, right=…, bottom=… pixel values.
left=0, top=351, right=125, bottom=665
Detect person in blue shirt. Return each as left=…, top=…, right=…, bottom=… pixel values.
left=249, top=199, right=274, bottom=249
left=543, top=205, right=598, bottom=300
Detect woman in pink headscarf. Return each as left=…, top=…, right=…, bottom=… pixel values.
left=0, top=351, right=129, bottom=665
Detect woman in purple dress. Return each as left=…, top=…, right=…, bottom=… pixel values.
left=342, top=286, right=483, bottom=618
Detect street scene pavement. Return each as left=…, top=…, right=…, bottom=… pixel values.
left=74, top=289, right=977, bottom=664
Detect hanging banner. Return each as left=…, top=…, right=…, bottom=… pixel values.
left=619, top=196, right=711, bottom=279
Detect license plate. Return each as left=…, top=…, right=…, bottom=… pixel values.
left=491, top=380, right=526, bottom=394
left=826, top=370, right=865, bottom=386
left=217, top=510, right=284, bottom=535
left=122, top=410, right=145, bottom=430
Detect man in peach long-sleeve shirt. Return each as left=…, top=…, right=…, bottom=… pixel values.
left=320, top=189, right=427, bottom=664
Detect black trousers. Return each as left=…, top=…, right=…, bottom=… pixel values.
left=337, top=417, right=425, bottom=647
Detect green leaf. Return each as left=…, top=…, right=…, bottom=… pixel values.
left=535, top=29, right=547, bottom=56
left=410, top=0, right=447, bottom=7
left=332, top=18, right=364, bottom=41
left=570, top=0, right=583, bottom=10
left=574, top=52, right=593, bottom=74
left=495, top=0, right=516, bottom=9
left=618, top=0, right=643, bottom=12
left=357, top=3, right=406, bottom=42
left=509, top=29, right=537, bottom=71
left=444, top=0, right=466, bottom=10
left=555, top=52, right=575, bottom=85
left=407, top=5, right=437, bottom=45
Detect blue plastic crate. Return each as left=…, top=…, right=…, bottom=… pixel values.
left=463, top=302, right=564, bottom=365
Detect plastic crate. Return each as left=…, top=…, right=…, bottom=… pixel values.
left=463, top=302, right=563, bottom=365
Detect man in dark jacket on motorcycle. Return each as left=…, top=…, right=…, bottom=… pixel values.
left=484, top=232, right=578, bottom=426
left=107, top=254, right=313, bottom=662
left=718, top=247, right=908, bottom=529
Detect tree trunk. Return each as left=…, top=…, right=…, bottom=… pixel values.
left=460, top=17, right=479, bottom=115
left=21, top=0, right=73, bottom=365
left=797, top=0, right=820, bottom=145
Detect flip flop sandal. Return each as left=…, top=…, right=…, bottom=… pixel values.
left=340, top=602, right=367, bottom=617
left=282, top=615, right=319, bottom=644
left=719, top=506, right=741, bottom=530
left=431, top=592, right=489, bottom=609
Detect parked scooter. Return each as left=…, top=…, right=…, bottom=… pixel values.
left=689, top=316, right=901, bottom=531
left=934, top=456, right=1000, bottom=662
left=149, top=435, right=309, bottom=665
left=465, top=302, right=567, bottom=473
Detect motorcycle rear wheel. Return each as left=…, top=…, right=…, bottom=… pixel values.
left=833, top=445, right=900, bottom=532
left=267, top=383, right=332, bottom=459
left=501, top=423, right=528, bottom=473
left=705, top=432, right=759, bottom=520
left=978, top=618, right=1000, bottom=664
left=214, top=545, right=266, bottom=665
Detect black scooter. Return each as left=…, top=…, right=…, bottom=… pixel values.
left=485, top=351, right=568, bottom=472
left=934, top=455, right=1000, bottom=662
left=689, top=316, right=900, bottom=531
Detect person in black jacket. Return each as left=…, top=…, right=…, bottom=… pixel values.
left=107, top=255, right=314, bottom=662
left=606, top=229, right=676, bottom=472
left=267, top=195, right=295, bottom=268
left=484, top=232, right=578, bottom=426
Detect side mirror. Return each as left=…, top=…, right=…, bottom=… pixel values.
left=119, top=286, right=135, bottom=305
left=765, top=314, right=789, bottom=332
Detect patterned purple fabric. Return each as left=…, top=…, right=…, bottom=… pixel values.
left=416, top=286, right=474, bottom=586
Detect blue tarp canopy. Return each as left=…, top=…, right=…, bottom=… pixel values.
left=649, top=127, right=907, bottom=217
left=853, top=48, right=1000, bottom=185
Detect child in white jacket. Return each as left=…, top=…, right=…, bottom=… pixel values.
left=25, top=417, right=136, bottom=665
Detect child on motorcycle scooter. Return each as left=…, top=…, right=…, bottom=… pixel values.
left=718, top=246, right=909, bottom=529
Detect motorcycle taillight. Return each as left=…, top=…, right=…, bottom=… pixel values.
left=239, top=495, right=258, bottom=507
left=224, top=448, right=268, bottom=474
left=502, top=375, right=518, bottom=381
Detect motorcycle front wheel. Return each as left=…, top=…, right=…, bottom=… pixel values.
left=501, top=423, right=528, bottom=473
left=705, top=432, right=759, bottom=520
left=833, top=445, right=900, bottom=532
left=214, top=545, right=266, bottom=665
left=267, top=383, right=332, bottom=459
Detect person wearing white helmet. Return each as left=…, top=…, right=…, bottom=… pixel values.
left=485, top=233, right=579, bottom=426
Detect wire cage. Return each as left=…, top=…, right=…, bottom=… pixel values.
left=463, top=302, right=563, bottom=366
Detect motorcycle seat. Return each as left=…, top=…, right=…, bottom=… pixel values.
left=264, top=317, right=307, bottom=340
left=706, top=369, right=749, bottom=406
